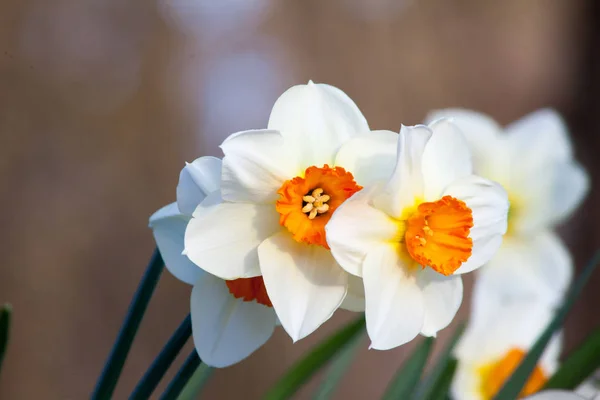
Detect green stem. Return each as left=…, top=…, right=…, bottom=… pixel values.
left=263, top=316, right=366, bottom=400
left=92, top=248, right=164, bottom=399
left=176, top=362, right=213, bottom=400
left=544, top=327, right=600, bottom=390
left=382, top=337, right=435, bottom=400
left=160, top=350, right=201, bottom=400
left=130, top=314, right=192, bottom=399
left=312, top=332, right=363, bottom=400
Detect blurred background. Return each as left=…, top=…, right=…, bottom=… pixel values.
left=1, top=0, right=599, bottom=398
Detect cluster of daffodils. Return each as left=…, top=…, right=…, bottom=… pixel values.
left=149, top=82, right=588, bottom=400
left=428, top=110, right=589, bottom=400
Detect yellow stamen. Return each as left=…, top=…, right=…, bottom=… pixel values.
left=302, top=187, right=331, bottom=220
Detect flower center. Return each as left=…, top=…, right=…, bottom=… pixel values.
left=478, top=348, right=547, bottom=399
left=404, top=195, right=474, bottom=275
left=226, top=276, right=272, bottom=307
left=302, top=188, right=331, bottom=220
left=276, top=165, right=362, bottom=248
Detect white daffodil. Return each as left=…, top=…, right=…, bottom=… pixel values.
left=325, top=120, right=509, bottom=350
left=426, top=109, right=589, bottom=307
left=452, top=300, right=561, bottom=400
left=149, top=156, right=278, bottom=368
left=184, top=82, right=390, bottom=341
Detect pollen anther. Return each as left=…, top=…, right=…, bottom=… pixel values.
left=303, top=187, right=331, bottom=220
left=275, top=165, right=362, bottom=248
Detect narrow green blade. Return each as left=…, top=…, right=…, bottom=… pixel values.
left=312, top=332, right=364, bottom=400
left=263, top=316, right=365, bottom=400
left=0, top=304, right=12, bottom=376
left=420, top=358, right=458, bottom=400
left=544, top=327, right=600, bottom=390
left=414, top=323, right=465, bottom=400
left=382, top=337, right=435, bottom=400
left=160, top=350, right=201, bottom=400
left=131, top=314, right=192, bottom=399
left=176, top=362, right=214, bottom=400
left=493, top=250, right=600, bottom=400
left=92, top=248, right=165, bottom=399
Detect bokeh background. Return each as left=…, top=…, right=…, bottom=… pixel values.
left=1, top=0, right=599, bottom=398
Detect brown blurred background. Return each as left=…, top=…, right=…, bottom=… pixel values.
left=1, top=0, right=599, bottom=398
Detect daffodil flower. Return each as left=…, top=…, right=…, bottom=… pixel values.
left=452, top=300, right=560, bottom=400
left=184, top=82, right=387, bottom=341
left=325, top=120, right=509, bottom=350
left=149, top=157, right=278, bottom=367
left=426, top=109, right=589, bottom=306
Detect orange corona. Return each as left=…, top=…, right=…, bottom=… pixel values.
left=479, top=348, right=547, bottom=399
left=405, top=196, right=474, bottom=275
left=225, top=276, right=272, bottom=307
left=276, top=165, right=362, bottom=248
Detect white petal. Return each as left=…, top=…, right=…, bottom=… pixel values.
left=149, top=203, right=203, bottom=285
left=334, top=130, right=398, bottom=186
left=505, top=109, right=573, bottom=165
left=191, top=274, right=276, bottom=368
left=374, top=125, right=432, bottom=218
left=268, top=81, right=370, bottom=167
left=184, top=191, right=280, bottom=279
left=457, top=298, right=555, bottom=364
left=326, top=186, right=401, bottom=277
left=176, top=156, right=222, bottom=216
left=362, top=244, right=424, bottom=350
left=525, top=391, right=585, bottom=400
left=257, top=232, right=347, bottom=341
left=511, top=161, right=589, bottom=234
left=417, top=268, right=463, bottom=337
left=443, top=175, right=509, bottom=274
left=220, top=129, right=300, bottom=204
left=451, top=363, right=482, bottom=400
left=425, top=108, right=505, bottom=179
left=421, top=118, right=473, bottom=200
left=340, top=274, right=365, bottom=312
left=475, top=232, right=572, bottom=307
left=540, top=332, right=562, bottom=375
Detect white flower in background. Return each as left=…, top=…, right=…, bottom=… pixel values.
left=426, top=109, right=589, bottom=306
left=149, top=157, right=277, bottom=368
left=326, top=120, right=509, bottom=350
left=525, top=390, right=585, bottom=400
left=184, top=82, right=389, bottom=341
left=452, top=300, right=561, bottom=400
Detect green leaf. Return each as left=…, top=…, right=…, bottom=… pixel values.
left=160, top=350, right=201, bottom=400
left=176, top=362, right=214, bottom=400
left=493, top=250, right=600, bottom=400
left=414, top=323, right=465, bottom=400
left=92, top=248, right=165, bottom=400
left=544, top=327, right=600, bottom=390
left=131, top=314, right=192, bottom=399
left=382, top=336, right=435, bottom=400
left=263, top=316, right=366, bottom=400
left=312, top=331, right=364, bottom=400
left=420, top=358, right=457, bottom=400
left=0, top=304, right=12, bottom=376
